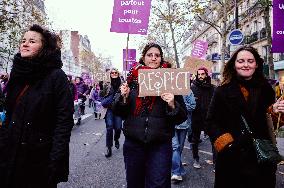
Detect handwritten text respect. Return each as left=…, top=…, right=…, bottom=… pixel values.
left=138, top=68, right=191, bottom=96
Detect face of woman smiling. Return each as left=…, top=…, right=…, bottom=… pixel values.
left=20, top=31, right=43, bottom=58
left=143, top=47, right=161, bottom=69
left=235, top=50, right=258, bottom=80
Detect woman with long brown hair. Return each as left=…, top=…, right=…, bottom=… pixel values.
left=206, top=45, right=283, bottom=187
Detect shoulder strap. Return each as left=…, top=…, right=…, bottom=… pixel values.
left=14, top=85, right=30, bottom=109
left=241, top=115, right=253, bottom=135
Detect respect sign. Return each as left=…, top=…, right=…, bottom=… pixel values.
left=272, top=0, right=284, bottom=52
left=93, top=72, right=111, bottom=83
left=138, top=68, right=191, bottom=97
left=110, top=0, right=152, bottom=35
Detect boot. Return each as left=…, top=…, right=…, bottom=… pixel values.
left=105, top=147, right=112, bottom=158
left=115, top=140, right=120, bottom=149
left=76, top=118, right=81, bottom=126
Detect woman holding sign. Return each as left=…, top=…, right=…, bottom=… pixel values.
left=112, top=43, right=187, bottom=188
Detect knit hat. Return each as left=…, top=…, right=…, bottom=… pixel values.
left=197, top=66, right=209, bottom=76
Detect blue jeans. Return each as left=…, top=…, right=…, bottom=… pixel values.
left=123, top=138, right=172, bottom=188
left=172, top=128, right=188, bottom=176
left=105, top=109, right=122, bottom=147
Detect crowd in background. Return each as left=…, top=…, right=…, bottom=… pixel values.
left=0, top=24, right=284, bottom=188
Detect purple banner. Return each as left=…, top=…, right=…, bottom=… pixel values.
left=191, top=40, right=208, bottom=59
left=123, top=49, right=137, bottom=71
left=272, top=0, right=284, bottom=52
left=110, top=0, right=152, bottom=35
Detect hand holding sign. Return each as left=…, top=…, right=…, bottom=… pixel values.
left=161, top=93, right=175, bottom=109
left=120, top=82, right=130, bottom=103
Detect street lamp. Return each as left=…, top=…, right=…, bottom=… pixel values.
left=234, top=0, right=238, bottom=29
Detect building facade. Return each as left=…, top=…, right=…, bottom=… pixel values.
left=182, top=0, right=284, bottom=81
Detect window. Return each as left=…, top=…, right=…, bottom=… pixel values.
left=280, top=53, right=284, bottom=61
left=262, top=46, right=268, bottom=63
left=253, top=20, right=258, bottom=32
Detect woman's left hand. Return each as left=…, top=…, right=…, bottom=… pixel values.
left=161, top=93, right=175, bottom=109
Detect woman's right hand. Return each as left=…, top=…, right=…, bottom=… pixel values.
left=120, top=82, right=130, bottom=98
left=273, top=97, right=284, bottom=113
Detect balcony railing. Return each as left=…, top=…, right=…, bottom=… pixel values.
left=250, top=31, right=259, bottom=43
left=260, top=28, right=267, bottom=39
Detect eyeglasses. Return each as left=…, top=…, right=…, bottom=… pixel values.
left=146, top=53, right=161, bottom=58
left=111, top=72, right=118, bottom=75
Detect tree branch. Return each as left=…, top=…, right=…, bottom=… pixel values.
left=197, top=15, right=222, bottom=36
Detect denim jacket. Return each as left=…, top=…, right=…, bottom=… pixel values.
left=175, top=91, right=196, bottom=129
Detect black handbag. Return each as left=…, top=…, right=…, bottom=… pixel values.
left=241, top=115, right=283, bottom=164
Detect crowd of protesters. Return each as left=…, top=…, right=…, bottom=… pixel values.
left=0, top=23, right=284, bottom=188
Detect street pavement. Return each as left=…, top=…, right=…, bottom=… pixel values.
left=59, top=107, right=284, bottom=188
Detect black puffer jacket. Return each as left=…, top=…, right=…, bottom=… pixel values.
left=112, top=89, right=187, bottom=144
left=0, top=61, right=74, bottom=186
left=191, top=78, right=215, bottom=130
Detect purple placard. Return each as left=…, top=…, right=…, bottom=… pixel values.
left=272, top=0, right=284, bottom=53
left=123, top=49, right=137, bottom=71
left=191, top=40, right=208, bottom=59
left=110, top=0, right=152, bottom=35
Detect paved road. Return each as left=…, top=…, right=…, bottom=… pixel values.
left=59, top=110, right=284, bottom=188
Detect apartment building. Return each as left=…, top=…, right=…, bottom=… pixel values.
left=182, top=0, right=284, bottom=81
left=59, top=30, right=96, bottom=80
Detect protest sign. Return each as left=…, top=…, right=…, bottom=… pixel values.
left=191, top=40, right=208, bottom=59
left=110, top=0, right=152, bottom=35
left=123, top=49, right=136, bottom=70
left=138, top=68, right=190, bottom=97
left=272, top=0, right=284, bottom=52
left=93, top=71, right=111, bottom=83
left=183, top=56, right=213, bottom=74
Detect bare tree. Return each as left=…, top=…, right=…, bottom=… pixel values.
left=147, top=0, right=201, bottom=68
left=0, top=0, right=48, bottom=71
left=191, top=0, right=235, bottom=72
left=191, top=0, right=274, bottom=78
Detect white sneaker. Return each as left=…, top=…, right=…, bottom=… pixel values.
left=193, top=160, right=201, bottom=169
left=171, top=175, right=183, bottom=181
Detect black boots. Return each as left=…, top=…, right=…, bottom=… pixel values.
left=115, top=140, right=120, bottom=149
left=76, top=118, right=81, bottom=126
left=105, top=147, right=112, bottom=158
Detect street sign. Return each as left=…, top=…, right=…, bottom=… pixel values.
left=228, top=29, right=244, bottom=45
left=211, top=53, right=230, bottom=61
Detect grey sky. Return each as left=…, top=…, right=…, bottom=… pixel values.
left=45, top=0, right=144, bottom=71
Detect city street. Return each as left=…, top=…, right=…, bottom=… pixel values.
left=58, top=107, right=284, bottom=188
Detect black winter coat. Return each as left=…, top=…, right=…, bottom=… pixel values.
left=191, top=79, right=215, bottom=130
left=206, top=79, right=277, bottom=188
left=0, top=69, right=74, bottom=187
left=112, top=89, right=187, bottom=144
